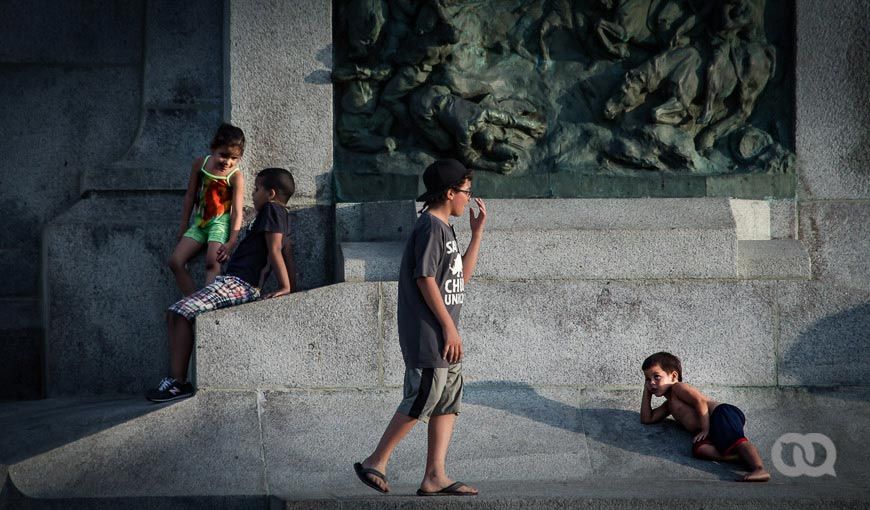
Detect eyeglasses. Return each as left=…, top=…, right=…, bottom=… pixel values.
left=453, top=188, right=473, bottom=198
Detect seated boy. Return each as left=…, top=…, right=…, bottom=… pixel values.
left=640, top=352, right=770, bottom=482
left=146, top=167, right=296, bottom=402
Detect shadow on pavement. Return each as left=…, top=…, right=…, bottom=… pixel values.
left=781, top=303, right=870, bottom=394
left=0, top=396, right=172, bottom=466
left=465, top=381, right=743, bottom=480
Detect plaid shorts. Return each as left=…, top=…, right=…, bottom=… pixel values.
left=168, top=275, right=260, bottom=320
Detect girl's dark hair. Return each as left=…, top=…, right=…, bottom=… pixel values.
left=419, top=169, right=474, bottom=213
left=256, top=167, right=296, bottom=203
left=642, top=352, right=683, bottom=382
left=210, top=123, right=246, bottom=155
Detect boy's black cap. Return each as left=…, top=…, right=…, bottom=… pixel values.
left=416, top=159, right=470, bottom=202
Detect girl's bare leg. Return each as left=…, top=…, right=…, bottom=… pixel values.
left=168, top=237, right=203, bottom=296
left=205, top=241, right=223, bottom=286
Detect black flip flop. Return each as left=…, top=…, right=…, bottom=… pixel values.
left=353, top=462, right=389, bottom=493
left=416, top=481, right=477, bottom=496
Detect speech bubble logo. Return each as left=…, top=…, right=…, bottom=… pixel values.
left=772, top=433, right=837, bottom=477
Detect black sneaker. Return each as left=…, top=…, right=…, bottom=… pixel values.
left=146, top=377, right=195, bottom=402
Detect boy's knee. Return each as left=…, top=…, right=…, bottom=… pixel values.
left=692, top=440, right=717, bottom=459
left=166, top=309, right=191, bottom=324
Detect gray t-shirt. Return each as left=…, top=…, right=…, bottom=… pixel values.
left=397, top=212, right=465, bottom=368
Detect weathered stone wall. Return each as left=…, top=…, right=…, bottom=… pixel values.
left=784, top=0, right=870, bottom=386
left=37, top=0, right=224, bottom=397
left=0, top=0, right=145, bottom=398
left=1, top=0, right=867, bottom=398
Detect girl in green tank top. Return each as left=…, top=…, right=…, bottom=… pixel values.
left=168, top=123, right=247, bottom=296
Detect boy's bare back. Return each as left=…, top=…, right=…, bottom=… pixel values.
left=661, top=382, right=719, bottom=433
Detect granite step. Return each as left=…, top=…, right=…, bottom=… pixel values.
left=196, top=278, right=842, bottom=391
left=338, top=238, right=812, bottom=282
left=337, top=242, right=402, bottom=282
left=336, top=199, right=809, bottom=282
left=338, top=198, right=741, bottom=281
left=1, top=387, right=867, bottom=505
left=738, top=240, right=812, bottom=279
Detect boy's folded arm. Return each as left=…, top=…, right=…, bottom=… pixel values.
left=281, top=236, right=296, bottom=293
left=226, top=171, right=245, bottom=247
left=263, top=232, right=291, bottom=298
left=640, top=388, right=670, bottom=424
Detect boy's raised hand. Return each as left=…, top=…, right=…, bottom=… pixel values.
left=469, top=197, right=487, bottom=235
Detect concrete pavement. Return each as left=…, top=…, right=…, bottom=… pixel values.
left=1, top=386, right=867, bottom=507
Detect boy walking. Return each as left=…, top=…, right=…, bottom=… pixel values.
left=640, top=352, right=771, bottom=482
left=354, top=159, right=486, bottom=496
left=146, top=167, right=296, bottom=402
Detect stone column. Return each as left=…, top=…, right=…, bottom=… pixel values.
left=779, top=0, right=870, bottom=386
left=225, top=0, right=334, bottom=289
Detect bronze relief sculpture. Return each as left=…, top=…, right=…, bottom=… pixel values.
left=333, top=0, right=794, bottom=199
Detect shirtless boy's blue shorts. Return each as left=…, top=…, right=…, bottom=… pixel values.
left=693, top=403, right=748, bottom=456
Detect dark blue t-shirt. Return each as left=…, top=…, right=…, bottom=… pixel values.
left=224, top=202, right=290, bottom=287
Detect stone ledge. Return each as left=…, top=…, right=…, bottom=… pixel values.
left=461, top=228, right=737, bottom=280
left=335, top=201, right=417, bottom=243
left=195, top=283, right=383, bottom=389
left=454, top=198, right=735, bottom=232
left=335, top=199, right=810, bottom=281
left=80, top=165, right=188, bottom=195
left=738, top=240, right=811, bottom=279
left=196, top=280, right=779, bottom=390
left=338, top=242, right=403, bottom=282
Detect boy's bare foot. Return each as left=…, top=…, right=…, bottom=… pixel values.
left=419, top=475, right=478, bottom=495
left=354, top=460, right=390, bottom=493
left=740, top=469, right=771, bottom=482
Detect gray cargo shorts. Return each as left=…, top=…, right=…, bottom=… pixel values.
left=396, top=363, right=463, bottom=423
